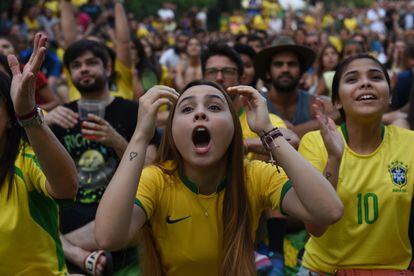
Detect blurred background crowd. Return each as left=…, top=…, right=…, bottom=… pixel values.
left=2, top=0, right=414, bottom=113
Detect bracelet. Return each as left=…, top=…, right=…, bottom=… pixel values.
left=16, top=106, right=38, bottom=120
left=260, top=127, right=283, bottom=150
left=260, top=127, right=283, bottom=172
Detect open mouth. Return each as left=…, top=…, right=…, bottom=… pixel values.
left=356, top=93, right=377, bottom=101
left=192, top=126, right=211, bottom=149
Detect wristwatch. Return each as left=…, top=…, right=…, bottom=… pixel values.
left=16, top=107, right=44, bottom=127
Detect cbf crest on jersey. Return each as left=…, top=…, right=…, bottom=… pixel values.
left=388, top=161, right=408, bottom=192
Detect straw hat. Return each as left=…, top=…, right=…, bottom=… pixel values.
left=254, top=36, right=316, bottom=80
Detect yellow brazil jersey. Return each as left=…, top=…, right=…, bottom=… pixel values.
left=0, top=144, right=67, bottom=275
left=66, top=58, right=134, bottom=102
left=299, top=124, right=414, bottom=273
left=135, top=160, right=292, bottom=276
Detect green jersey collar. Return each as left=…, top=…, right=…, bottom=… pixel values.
left=340, top=123, right=384, bottom=144
left=179, top=172, right=227, bottom=194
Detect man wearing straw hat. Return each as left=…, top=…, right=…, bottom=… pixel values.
left=255, top=36, right=337, bottom=138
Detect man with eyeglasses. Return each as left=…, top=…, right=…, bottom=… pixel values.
left=304, top=32, right=319, bottom=53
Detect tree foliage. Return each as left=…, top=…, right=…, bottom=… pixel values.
left=323, top=0, right=373, bottom=10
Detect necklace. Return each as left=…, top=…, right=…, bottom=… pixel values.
left=196, top=197, right=215, bottom=217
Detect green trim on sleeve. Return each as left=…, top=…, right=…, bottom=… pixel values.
left=23, top=153, right=40, bottom=168
left=279, top=180, right=293, bottom=216
left=14, top=166, right=25, bottom=184
left=134, top=199, right=148, bottom=221
left=28, top=190, right=65, bottom=271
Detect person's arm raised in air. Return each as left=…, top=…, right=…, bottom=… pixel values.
left=228, top=86, right=343, bottom=226
left=95, top=86, right=179, bottom=250
left=60, top=0, right=78, bottom=49
left=8, top=33, right=77, bottom=199
left=114, top=2, right=132, bottom=68
left=302, top=100, right=344, bottom=236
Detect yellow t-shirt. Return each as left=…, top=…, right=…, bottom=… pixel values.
left=71, top=0, right=88, bottom=6
left=66, top=58, right=134, bottom=102
left=322, top=14, right=335, bottom=29
left=304, top=15, right=316, bottom=29
left=44, top=0, right=60, bottom=15
left=329, top=36, right=342, bottom=53
left=262, top=0, right=281, bottom=17
left=252, top=15, right=268, bottom=31
left=24, top=16, right=39, bottom=30
left=135, top=160, right=292, bottom=276
left=344, top=17, right=359, bottom=32
left=299, top=124, right=414, bottom=273
left=0, top=144, right=67, bottom=275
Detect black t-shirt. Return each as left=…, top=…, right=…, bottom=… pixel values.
left=51, top=97, right=159, bottom=232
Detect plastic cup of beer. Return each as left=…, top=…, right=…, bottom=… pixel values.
left=77, top=99, right=106, bottom=139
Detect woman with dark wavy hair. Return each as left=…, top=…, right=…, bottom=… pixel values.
left=95, top=80, right=343, bottom=276
left=299, top=54, right=414, bottom=274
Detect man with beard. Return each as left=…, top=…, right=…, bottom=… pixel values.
left=255, top=36, right=336, bottom=138
left=45, top=39, right=159, bottom=275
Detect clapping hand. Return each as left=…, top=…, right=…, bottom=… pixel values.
left=313, top=99, right=344, bottom=159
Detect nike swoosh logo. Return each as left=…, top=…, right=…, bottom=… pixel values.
left=166, top=215, right=191, bottom=224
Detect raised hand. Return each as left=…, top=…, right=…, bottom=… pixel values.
left=135, top=85, right=179, bottom=142
left=227, top=85, right=272, bottom=134
left=313, top=99, right=344, bottom=159
left=7, top=33, right=47, bottom=116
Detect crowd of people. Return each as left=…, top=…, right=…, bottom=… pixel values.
left=1, top=0, right=414, bottom=275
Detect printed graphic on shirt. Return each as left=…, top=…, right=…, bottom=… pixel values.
left=62, top=132, right=118, bottom=203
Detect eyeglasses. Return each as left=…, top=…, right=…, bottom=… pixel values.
left=205, top=67, right=238, bottom=78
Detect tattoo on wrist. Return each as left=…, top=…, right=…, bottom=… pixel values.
left=129, top=152, right=138, bottom=161
left=325, top=172, right=332, bottom=180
